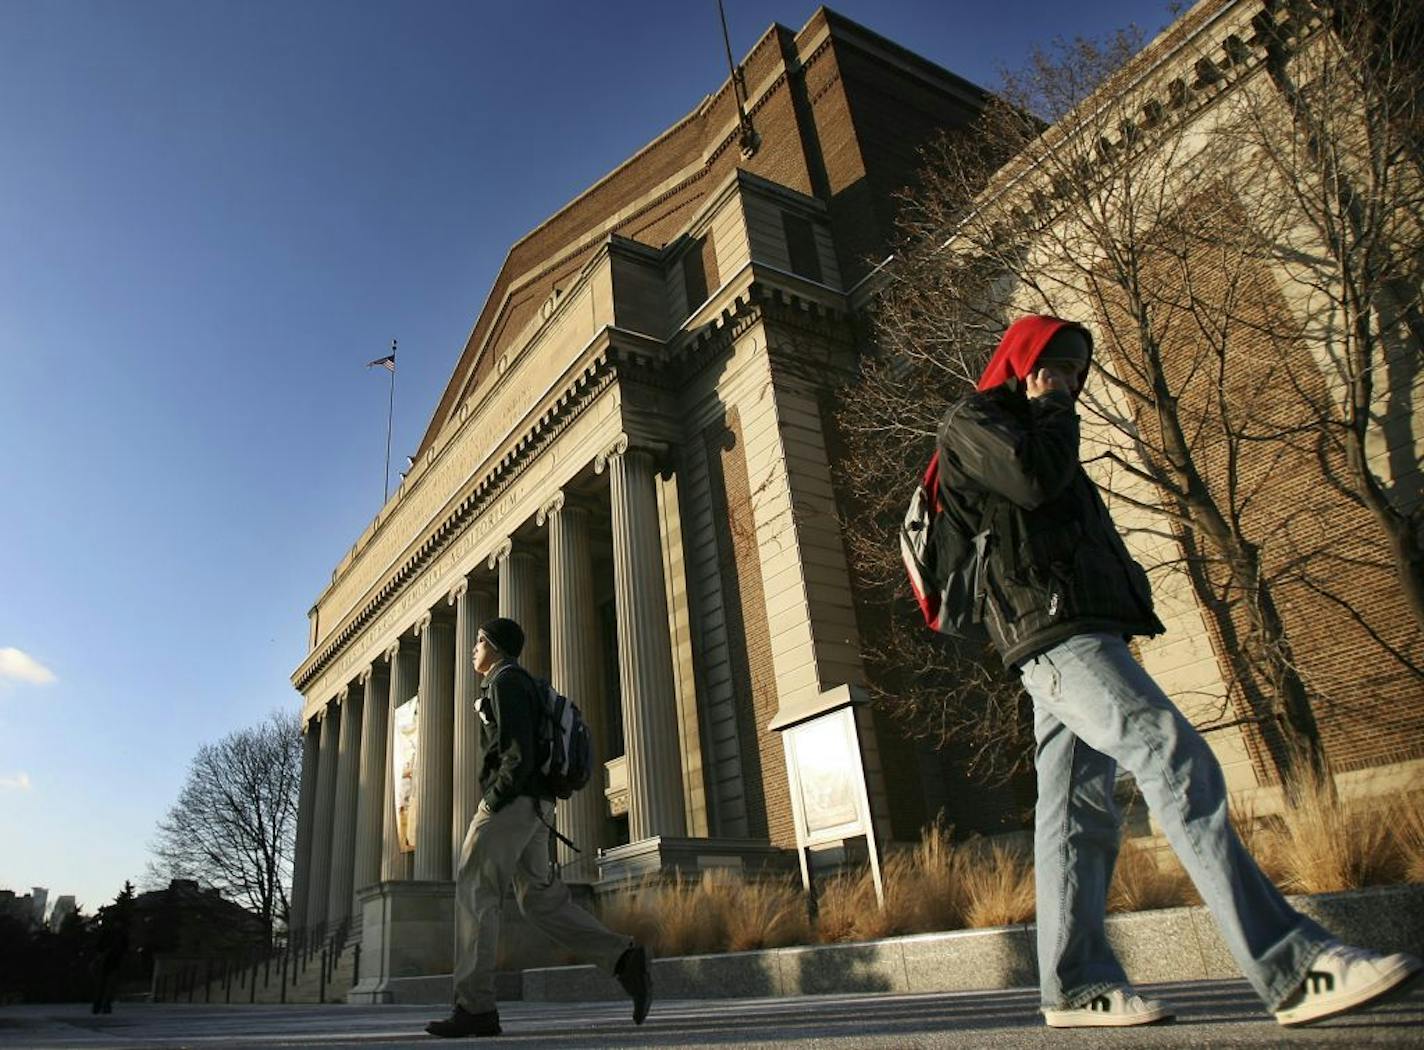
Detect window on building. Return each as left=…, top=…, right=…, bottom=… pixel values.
left=781, top=211, right=823, bottom=283
left=683, top=239, right=709, bottom=314
left=682, top=234, right=719, bottom=315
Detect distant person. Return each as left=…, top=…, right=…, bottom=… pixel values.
left=934, top=315, right=1420, bottom=1028
left=426, top=617, right=651, bottom=1038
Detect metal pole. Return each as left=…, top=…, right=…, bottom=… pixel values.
left=715, top=0, right=759, bottom=156
left=384, top=340, right=396, bottom=503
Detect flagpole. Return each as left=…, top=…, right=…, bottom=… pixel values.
left=383, top=339, right=396, bottom=503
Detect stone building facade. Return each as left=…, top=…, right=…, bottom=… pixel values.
left=891, top=0, right=1424, bottom=797
left=288, top=8, right=991, bottom=1000
left=289, top=0, right=1422, bottom=1002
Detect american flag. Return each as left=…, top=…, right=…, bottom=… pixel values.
left=366, top=353, right=396, bottom=372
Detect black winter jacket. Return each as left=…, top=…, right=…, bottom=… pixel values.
left=937, top=384, right=1164, bottom=667
left=477, top=661, right=552, bottom=811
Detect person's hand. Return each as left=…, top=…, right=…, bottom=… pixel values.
left=1027, top=365, right=1074, bottom=399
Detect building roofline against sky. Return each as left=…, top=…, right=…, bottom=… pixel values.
left=412, top=4, right=991, bottom=465
left=846, top=0, right=1259, bottom=308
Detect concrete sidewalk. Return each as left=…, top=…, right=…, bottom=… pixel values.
left=3, top=977, right=1422, bottom=1049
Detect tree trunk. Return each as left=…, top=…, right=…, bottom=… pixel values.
left=1263, top=17, right=1424, bottom=634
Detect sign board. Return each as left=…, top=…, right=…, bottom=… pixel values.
left=780, top=701, right=883, bottom=907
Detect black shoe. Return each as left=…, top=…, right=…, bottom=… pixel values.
left=615, top=944, right=652, bottom=1025
left=425, top=1004, right=501, bottom=1038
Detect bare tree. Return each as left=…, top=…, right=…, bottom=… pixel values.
left=148, top=710, right=301, bottom=941
left=1222, top=0, right=1424, bottom=627
left=839, top=13, right=1424, bottom=787
left=833, top=241, right=1038, bottom=783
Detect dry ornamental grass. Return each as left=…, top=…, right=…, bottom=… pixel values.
left=591, top=778, right=1422, bottom=958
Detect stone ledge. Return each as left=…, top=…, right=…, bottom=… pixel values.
left=516, top=883, right=1424, bottom=1003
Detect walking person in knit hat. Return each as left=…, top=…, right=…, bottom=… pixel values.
left=935, top=315, right=1420, bottom=1028
left=426, top=616, right=652, bottom=1038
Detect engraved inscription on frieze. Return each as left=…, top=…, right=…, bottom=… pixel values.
left=318, top=366, right=550, bottom=632
left=302, top=386, right=620, bottom=714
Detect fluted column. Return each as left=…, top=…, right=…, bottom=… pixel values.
left=353, top=661, right=389, bottom=898
left=450, top=579, right=496, bottom=875
left=598, top=436, right=687, bottom=840
left=382, top=637, right=419, bottom=882
left=541, top=492, right=607, bottom=882
left=490, top=540, right=541, bottom=668
left=414, top=610, right=455, bottom=881
left=326, top=684, right=362, bottom=926
left=289, top=720, right=321, bottom=932
left=305, top=700, right=341, bottom=929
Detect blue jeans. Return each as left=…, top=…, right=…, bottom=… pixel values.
left=1018, top=632, right=1329, bottom=1010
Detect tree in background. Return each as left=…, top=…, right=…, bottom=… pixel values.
left=1224, top=0, right=1424, bottom=632
left=148, top=709, right=301, bottom=942
left=89, top=881, right=134, bottom=1013
left=839, top=8, right=1423, bottom=787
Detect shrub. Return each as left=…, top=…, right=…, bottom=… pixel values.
left=698, top=871, right=810, bottom=952
left=596, top=780, right=1424, bottom=960
left=1394, top=794, right=1424, bottom=886
left=958, top=839, right=1036, bottom=928
left=598, top=870, right=809, bottom=957
left=812, top=861, right=886, bottom=943
left=1268, top=771, right=1402, bottom=895
left=1108, top=836, right=1197, bottom=913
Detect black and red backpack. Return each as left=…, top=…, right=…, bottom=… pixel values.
left=899, top=442, right=992, bottom=639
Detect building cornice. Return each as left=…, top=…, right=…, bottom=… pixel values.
left=292, top=344, right=616, bottom=695
left=849, top=0, right=1308, bottom=310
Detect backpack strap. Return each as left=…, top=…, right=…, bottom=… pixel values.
left=535, top=807, right=581, bottom=854
left=938, top=454, right=1001, bottom=628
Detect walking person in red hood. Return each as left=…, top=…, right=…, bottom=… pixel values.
left=936, top=315, right=1419, bottom=1028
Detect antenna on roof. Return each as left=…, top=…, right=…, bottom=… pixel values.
left=716, top=0, right=761, bottom=159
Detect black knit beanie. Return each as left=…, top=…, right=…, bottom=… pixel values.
left=479, top=617, right=525, bottom=659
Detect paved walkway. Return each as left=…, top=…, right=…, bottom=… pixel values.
left=1, top=977, right=1421, bottom=1048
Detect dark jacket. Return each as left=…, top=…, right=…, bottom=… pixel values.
left=477, top=661, right=551, bottom=811
left=937, top=317, right=1164, bottom=667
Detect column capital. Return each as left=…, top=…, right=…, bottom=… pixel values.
left=535, top=491, right=565, bottom=527
left=385, top=639, right=402, bottom=664
left=358, top=663, right=377, bottom=685
left=596, top=433, right=669, bottom=475
left=336, top=685, right=351, bottom=705
left=447, top=577, right=469, bottom=606
left=415, top=610, right=434, bottom=635
left=594, top=434, right=630, bottom=475
left=487, top=538, right=513, bottom=570
left=538, top=490, right=599, bottom=526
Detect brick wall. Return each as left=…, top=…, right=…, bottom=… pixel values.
left=1097, top=191, right=1424, bottom=780
left=419, top=12, right=984, bottom=456
left=704, top=406, right=796, bottom=848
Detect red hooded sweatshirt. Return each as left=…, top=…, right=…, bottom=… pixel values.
left=976, top=315, right=1093, bottom=392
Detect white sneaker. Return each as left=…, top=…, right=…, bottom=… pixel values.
left=1274, top=942, right=1421, bottom=1026
left=1043, top=985, right=1174, bottom=1027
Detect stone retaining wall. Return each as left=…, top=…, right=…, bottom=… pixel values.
left=514, top=883, right=1424, bottom=1003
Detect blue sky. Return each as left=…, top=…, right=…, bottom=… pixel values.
left=0, top=0, right=1173, bottom=914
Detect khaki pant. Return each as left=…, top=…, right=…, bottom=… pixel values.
left=453, top=794, right=630, bottom=1013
